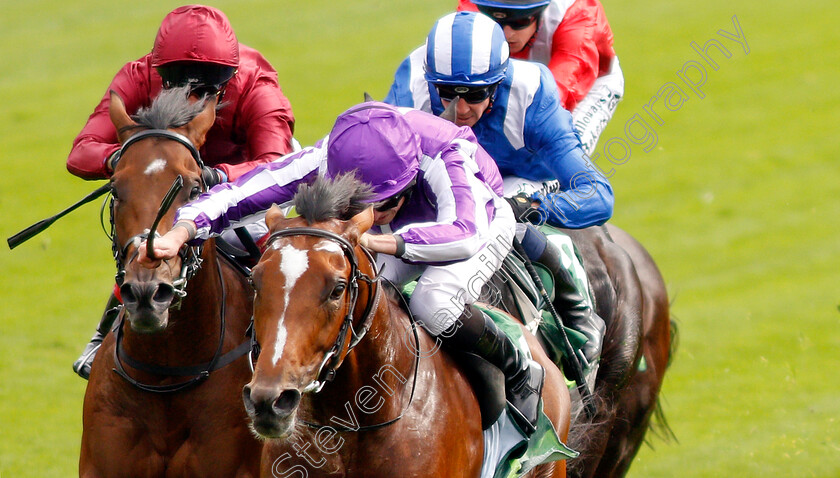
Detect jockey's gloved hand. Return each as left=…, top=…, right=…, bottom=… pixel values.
left=201, top=166, right=227, bottom=187
left=505, top=193, right=543, bottom=224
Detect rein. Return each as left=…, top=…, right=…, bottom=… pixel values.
left=254, top=227, right=420, bottom=431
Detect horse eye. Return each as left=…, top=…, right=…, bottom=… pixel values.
left=189, top=186, right=201, bottom=200
left=330, top=282, right=347, bottom=300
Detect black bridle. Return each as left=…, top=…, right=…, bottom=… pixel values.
left=110, top=129, right=205, bottom=297
left=254, top=226, right=420, bottom=432
left=108, top=128, right=249, bottom=393
left=258, top=227, right=383, bottom=393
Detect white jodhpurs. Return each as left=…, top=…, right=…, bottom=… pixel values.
left=572, top=56, right=624, bottom=155
left=377, top=207, right=515, bottom=337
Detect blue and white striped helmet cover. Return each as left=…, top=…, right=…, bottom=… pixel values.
left=424, top=12, right=510, bottom=86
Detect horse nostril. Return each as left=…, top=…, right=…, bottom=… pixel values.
left=153, top=283, right=175, bottom=303
left=242, top=385, right=255, bottom=414
left=273, top=389, right=302, bottom=415
left=120, top=284, right=137, bottom=304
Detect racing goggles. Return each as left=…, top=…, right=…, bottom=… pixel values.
left=435, top=84, right=496, bottom=104
left=477, top=6, right=545, bottom=30
left=156, top=62, right=236, bottom=97
left=374, top=180, right=416, bottom=212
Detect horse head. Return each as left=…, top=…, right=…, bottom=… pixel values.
left=108, top=87, right=216, bottom=333
left=242, top=175, right=376, bottom=438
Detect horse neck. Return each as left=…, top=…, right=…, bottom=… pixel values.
left=305, top=286, right=416, bottom=425
left=122, top=242, right=226, bottom=364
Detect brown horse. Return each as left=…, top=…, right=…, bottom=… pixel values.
left=559, top=224, right=676, bottom=478
left=487, top=224, right=674, bottom=478
left=242, top=176, right=572, bottom=477
left=80, top=88, right=260, bottom=477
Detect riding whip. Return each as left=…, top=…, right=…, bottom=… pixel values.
left=7, top=182, right=111, bottom=250
left=512, top=237, right=597, bottom=418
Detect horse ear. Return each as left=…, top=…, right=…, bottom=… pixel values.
left=347, top=205, right=375, bottom=236
left=265, top=204, right=289, bottom=232
left=109, top=91, right=135, bottom=143
left=363, top=92, right=375, bottom=102
left=183, top=96, right=218, bottom=150
left=439, top=96, right=459, bottom=123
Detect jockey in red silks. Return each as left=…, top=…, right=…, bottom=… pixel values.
left=67, top=4, right=296, bottom=184
left=458, top=0, right=623, bottom=154
left=71, top=5, right=296, bottom=380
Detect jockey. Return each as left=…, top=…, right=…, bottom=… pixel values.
left=385, top=11, right=608, bottom=381
left=139, top=102, right=545, bottom=436
left=458, top=0, right=624, bottom=154
left=70, top=5, right=296, bottom=379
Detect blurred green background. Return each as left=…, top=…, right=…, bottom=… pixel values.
left=1, top=0, right=838, bottom=476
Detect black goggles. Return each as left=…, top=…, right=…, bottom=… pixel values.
left=435, top=84, right=496, bottom=104
left=477, top=6, right=544, bottom=30
left=374, top=182, right=415, bottom=212
left=188, top=84, right=224, bottom=98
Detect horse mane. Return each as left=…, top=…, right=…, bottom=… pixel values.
left=130, top=86, right=208, bottom=130
left=293, top=173, right=373, bottom=223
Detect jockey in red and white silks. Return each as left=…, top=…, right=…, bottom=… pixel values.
left=459, top=0, right=624, bottom=154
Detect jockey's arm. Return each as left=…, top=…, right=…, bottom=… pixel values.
left=359, top=233, right=398, bottom=255
left=524, top=77, right=614, bottom=228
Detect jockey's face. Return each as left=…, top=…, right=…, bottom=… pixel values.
left=372, top=196, right=406, bottom=225
left=441, top=97, right=491, bottom=128
left=503, top=21, right=538, bottom=53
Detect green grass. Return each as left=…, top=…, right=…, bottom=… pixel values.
left=1, top=0, right=838, bottom=476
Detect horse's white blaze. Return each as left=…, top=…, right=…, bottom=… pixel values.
left=272, top=244, right=309, bottom=365
left=314, top=240, right=343, bottom=255
left=144, top=159, right=167, bottom=175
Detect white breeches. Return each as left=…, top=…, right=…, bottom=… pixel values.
left=572, top=56, right=624, bottom=155
left=377, top=206, right=515, bottom=336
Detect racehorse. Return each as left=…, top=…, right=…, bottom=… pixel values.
left=488, top=224, right=674, bottom=478
left=80, top=88, right=260, bottom=477
left=558, top=225, right=675, bottom=478
left=242, top=176, right=572, bottom=477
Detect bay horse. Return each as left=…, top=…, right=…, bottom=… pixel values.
left=80, top=88, right=260, bottom=477
left=243, top=176, right=572, bottom=477
left=550, top=225, right=675, bottom=478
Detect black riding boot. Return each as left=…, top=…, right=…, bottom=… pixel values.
left=517, top=223, right=606, bottom=388
left=72, top=294, right=122, bottom=380
left=440, top=304, right=545, bottom=436
left=536, top=238, right=606, bottom=389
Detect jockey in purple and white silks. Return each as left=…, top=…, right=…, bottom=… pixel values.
left=385, top=11, right=613, bottom=230
left=386, top=12, right=608, bottom=383
left=141, top=102, right=545, bottom=435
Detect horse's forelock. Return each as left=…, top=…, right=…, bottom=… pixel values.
left=294, top=173, right=373, bottom=223
left=131, top=86, right=208, bottom=130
